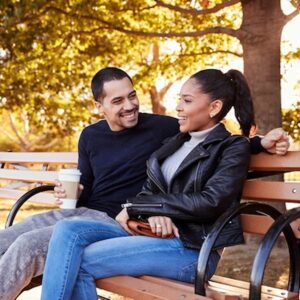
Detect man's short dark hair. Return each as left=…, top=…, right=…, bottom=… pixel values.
left=91, top=67, right=133, bottom=102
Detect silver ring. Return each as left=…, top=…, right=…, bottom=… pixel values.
left=156, top=224, right=162, bottom=228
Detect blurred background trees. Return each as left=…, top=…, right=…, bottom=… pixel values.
left=0, top=0, right=299, bottom=151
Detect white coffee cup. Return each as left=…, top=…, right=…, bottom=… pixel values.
left=58, top=168, right=81, bottom=209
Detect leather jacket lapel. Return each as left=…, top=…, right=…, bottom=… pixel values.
left=147, top=123, right=231, bottom=191
left=173, top=144, right=209, bottom=177
left=172, top=124, right=231, bottom=178
left=146, top=158, right=167, bottom=192
left=147, top=133, right=189, bottom=192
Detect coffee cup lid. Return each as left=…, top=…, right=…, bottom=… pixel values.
left=59, top=168, right=81, bottom=175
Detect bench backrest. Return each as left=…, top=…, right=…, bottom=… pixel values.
left=0, top=151, right=300, bottom=235
left=240, top=151, right=300, bottom=239
left=0, top=152, right=78, bottom=203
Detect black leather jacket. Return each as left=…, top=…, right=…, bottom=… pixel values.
left=126, top=124, right=250, bottom=250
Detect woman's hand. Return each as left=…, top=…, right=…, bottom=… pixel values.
left=53, top=180, right=83, bottom=206
left=115, top=208, right=135, bottom=235
left=148, top=216, right=179, bottom=238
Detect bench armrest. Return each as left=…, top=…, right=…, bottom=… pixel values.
left=250, top=207, right=300, bottom=299
left=5, top=185, right=55, bottom=228
left=195, top=202, right=283, bottom=296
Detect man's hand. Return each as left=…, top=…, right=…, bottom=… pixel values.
left=53, top=180, right=83, bottom=206
left=115, top=208, right=135, bottom=235
left=260, top=128, right=290, bottom=155
left=148, top=216, right=179, bottom=238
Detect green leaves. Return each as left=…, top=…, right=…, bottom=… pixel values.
left=283, top=101, right=300, bottom=142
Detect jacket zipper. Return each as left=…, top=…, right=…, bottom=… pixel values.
left=122, top=203, right=163, bottom=208
left=146, top=168, right=166, bottom=194
left=194, top=161, right=201, bottom=192
left=194, top=160, right=207, bottom=239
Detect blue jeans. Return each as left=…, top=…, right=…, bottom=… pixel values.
left=41, top=219, right=220, bottom=300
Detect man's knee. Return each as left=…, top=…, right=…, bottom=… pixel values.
left=13, top=230, right=50, bottom=257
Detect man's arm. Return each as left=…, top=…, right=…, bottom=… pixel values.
left=250, top=128, right=290, bottom=155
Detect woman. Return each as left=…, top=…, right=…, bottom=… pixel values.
left=41, top=69, right=255, bottom=300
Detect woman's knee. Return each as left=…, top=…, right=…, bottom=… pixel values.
left=52, top=219, right=105, bottom=241
left=51, top=219, right=80, bottom=241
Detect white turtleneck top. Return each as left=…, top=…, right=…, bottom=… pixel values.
left=161, top=124, right=219, bottom=186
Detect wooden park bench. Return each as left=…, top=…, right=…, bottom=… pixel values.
left=0, top=152, right=78, bottom=227
left=0, top=151, right=300, bottom=300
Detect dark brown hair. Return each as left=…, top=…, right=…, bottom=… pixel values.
left=191, top=69, right=255, bottom=137
left=91, top=67, right=133, bottom=102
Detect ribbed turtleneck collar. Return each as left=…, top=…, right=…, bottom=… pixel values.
left=186, top=123, right=220, bottom=147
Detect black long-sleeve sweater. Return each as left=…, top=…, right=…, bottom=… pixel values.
left=77, top=113, right=179, bottom=218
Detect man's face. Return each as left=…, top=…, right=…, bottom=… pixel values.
left=95, top=77, right=140, bottom=131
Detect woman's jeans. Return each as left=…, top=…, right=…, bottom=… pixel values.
left=41, top=219, right=220, bottom=300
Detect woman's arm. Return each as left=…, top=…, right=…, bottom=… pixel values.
left=126, top=137, right=250, bottom=223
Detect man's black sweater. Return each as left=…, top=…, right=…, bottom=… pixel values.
left=77, top=113, right=179, bottom=218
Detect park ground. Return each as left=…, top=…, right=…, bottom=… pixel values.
left=0, top=200, right=290, bottom=300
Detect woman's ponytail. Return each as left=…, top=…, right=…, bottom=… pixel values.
left=191, top=68, right=255, bottom=137
left=225, top=70, right=255, bottom=137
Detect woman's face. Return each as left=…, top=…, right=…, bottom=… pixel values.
left=176, top=78, right=219, bottom=133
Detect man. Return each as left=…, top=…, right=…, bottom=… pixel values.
left=0, top=67, right=289, bottom=299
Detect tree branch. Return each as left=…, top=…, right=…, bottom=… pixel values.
left=7, top=111, right=28, bottom=148
left=159, top=82, right=173, bottom=98
left=1, top=127, right=19, bottom=144
left=29, top=138, right=59, bottom=151
left=10, top=0, right=57, bottom=26
left=117, top=26, right=241, bottom=39
left=284, top=9, right=300, bottom=24
left=155, top=0, right=240, bottom=15
left=43, top=6, right=241, bottom=39
left=178, top=49, right=242, bottom=58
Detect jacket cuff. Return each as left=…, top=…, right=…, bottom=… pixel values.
left=250, top=136, right=265, bottom=154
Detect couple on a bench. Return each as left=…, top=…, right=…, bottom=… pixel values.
left=0, top=67, right=289, bottom=300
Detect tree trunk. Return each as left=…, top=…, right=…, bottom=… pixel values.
left=240, top=1, right=287, bottom=221
left=149, top=86, right=167, bottom=115
left=240, top=0, right=285, bottom=134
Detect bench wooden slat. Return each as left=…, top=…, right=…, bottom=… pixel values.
left=0, top=169, right=58, bottom=183
left=97, top=276, right=210, bottom=299
left=249, top=151, right=300, bottom=171
left=142, top=276, right=242, bottom=300
left=241, top=214, right=273, bottom=235
left=0, top=152, right=78, bottom=164
left=240, top=214, right=300, bottom=239
left=141, top=277, right=236, bottom=300
left=0, top=188, right=54, bottom=204
left=208, top=279, right=298, bottom=300
left=131, top=276, right=295, bottom=300
left=142, top=276, right=194, bottom=291
left=210, top=276, right=299, bottom=300
left=242, top=181, right=300, bottom=203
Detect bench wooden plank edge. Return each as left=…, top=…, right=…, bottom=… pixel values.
left=249, top=152, right=300, bottom=171
left=0, top=152, right=78, bottom=164
left=0, top=188, right=54, bottom=204
left=97, top=276, right=211, bottom=300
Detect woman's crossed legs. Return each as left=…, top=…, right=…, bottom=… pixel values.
left=41, top=219, right=219, bottom=300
